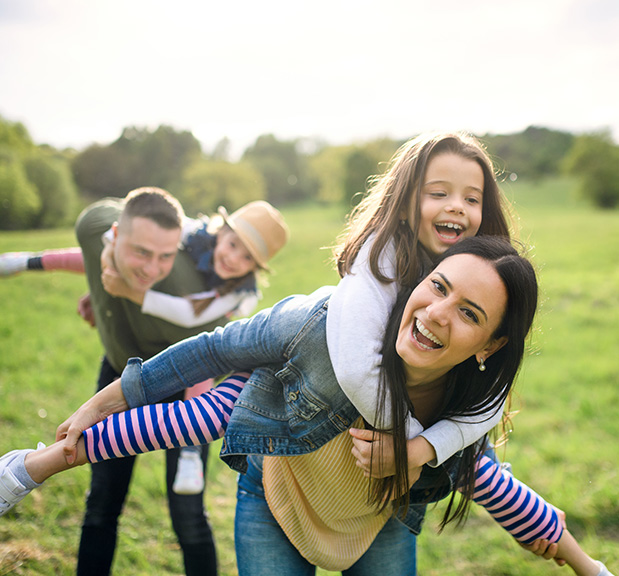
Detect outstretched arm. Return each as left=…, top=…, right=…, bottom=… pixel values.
left=472, top=455, right=604, bottom=576
left=330, top=238, right=506, bottom=465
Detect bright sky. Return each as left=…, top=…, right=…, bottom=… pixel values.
left=1, top=0, right=618, bottom=157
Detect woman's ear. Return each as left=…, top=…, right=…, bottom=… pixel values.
left=477, top=336, right=508, bottom=365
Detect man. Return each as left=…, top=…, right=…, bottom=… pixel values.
left=74, top=187, right=222, bottom=575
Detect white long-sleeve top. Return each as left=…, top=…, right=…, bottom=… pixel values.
left=326, top=236, right=504, bottom=466
left=141, top=289, right=259, bottom=327
left=104, top=219, right=259, bottom=327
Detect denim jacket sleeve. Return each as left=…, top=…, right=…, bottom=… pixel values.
left=121, top=288, right=334, bottom=408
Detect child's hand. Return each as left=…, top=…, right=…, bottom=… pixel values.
left=350, top=428, right=396, bottom=478
left=101, top=267, right=145, bottom=305
left=519, top=539, right=566, bottom=566
left=519, top=507, right=567, bottom=566
left=100, top=242, right=115, bottom=271
left=349, top=428, right=423, bottom=487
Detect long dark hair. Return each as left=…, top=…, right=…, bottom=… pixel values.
left=372, top=236, right=538, bottom=527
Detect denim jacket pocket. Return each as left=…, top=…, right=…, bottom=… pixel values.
left=276, top=362, right=329, bottom=423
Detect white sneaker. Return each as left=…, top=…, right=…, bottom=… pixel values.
left=0, top=252, right=33, bottom=277
left=172, top=450, right=205, bottom=495
left=0, top=443, right=45, bottom=517
left=596, top=561, right=615, bottom=576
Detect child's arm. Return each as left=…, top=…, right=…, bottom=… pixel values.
left=329, top=237, right=503, bottom=463
left=327, top=238, right=424, bottom=434
left=140, top=290, right=259, bottom=327
left=472, top=455, right=605, bottom=576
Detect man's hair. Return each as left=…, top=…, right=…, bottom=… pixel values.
left=118, top=187, right=185, bottom=230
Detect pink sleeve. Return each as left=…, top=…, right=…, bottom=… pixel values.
left=41, top=248, right=85, bottom=273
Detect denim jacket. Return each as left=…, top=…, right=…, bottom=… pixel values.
left=121, top=287, right=459, bottom=534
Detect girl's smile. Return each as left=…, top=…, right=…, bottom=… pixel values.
left=213, top=229, right=259, bottom=280
left=412, top=152, right=485, bottom=257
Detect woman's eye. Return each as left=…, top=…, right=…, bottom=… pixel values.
left=466, top=196, right=480, bottom=205
left=461, top=308, right=479, bottom=323
left=431, top=279, right=446, bottom=294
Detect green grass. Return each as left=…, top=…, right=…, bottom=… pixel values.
left=1, top=184, right=618, bottom=574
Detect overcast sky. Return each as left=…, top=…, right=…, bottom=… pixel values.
left=1, top=0, right=617, bottom=156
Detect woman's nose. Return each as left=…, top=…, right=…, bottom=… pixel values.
left=426, top=300, right=448, bottom=325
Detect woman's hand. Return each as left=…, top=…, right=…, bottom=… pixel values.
left=56, top=379, right=129, bottom=465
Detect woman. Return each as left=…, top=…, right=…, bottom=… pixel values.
left=1, top=237, right=611, bottom=575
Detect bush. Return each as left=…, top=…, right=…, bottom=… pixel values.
left=0, top=152, right=41, bottom=229
left=563, top=130, right=619, bottom=208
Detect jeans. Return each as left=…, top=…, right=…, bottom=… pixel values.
left=235, top=456, right=417, bottom=576
left=77, top=357, right=217, bottom=576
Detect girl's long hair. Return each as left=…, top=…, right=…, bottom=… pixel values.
left=334, top=132, right=514, bottom=286
left=371, top=236, right=538, bottom=528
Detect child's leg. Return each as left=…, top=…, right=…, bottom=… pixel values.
left=173, top=379, right=216, bottom=494
left=473, top=454, right=604, bottom=576
left=39, top=248, right=85, bottom=273
left=0, top=441, right=85, bottom=516
left=84, top=373, right=247, bottom=463
left=0, top=249, right=84, bottom=276
left=179, top=378, right=215, bottom=456
left=1, top=373, right=248, bottom=516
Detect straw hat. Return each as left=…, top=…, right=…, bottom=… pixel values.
left=217, top=201, right=289, bottom=270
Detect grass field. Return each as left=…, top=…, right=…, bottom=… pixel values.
left=0, top=179, right=617, bottom=575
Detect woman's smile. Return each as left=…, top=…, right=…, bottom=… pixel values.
left=412, top=318, right=444, bottom=350
left=396, top=253, right=508, bottom=385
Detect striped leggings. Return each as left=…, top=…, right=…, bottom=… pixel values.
left=82, top=372, right=563, bottom=546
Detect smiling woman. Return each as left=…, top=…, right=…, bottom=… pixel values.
left=3, top=236, right=611, bottom=575
left=397, top=253, right=508, bottom=384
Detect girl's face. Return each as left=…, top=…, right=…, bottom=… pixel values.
left=408, top=152, right=484, bottom=257
left=396, top=253, right=507, bottom=386
left=213, top=228, right=259, bottom=280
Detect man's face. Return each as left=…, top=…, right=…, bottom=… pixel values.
left=112, top=216, right=181, bottom=293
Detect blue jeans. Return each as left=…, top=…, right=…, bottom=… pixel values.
left=78, top=357, right=217, bottom=576
left=235, top=456, right=417, bottom=576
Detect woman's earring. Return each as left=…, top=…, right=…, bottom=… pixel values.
left=478, top=358, right=486, bottom=372
left=400, top=219, right=407, bottom=226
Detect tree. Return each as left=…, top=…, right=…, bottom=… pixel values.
left=243, top=134, right=317, bottom=205
left=0, top=116, right=35, bottom=156
left=0, top=152, right=41, bottom=230
left=24, top=153, right=79, bottom=227
left=308, top=144, right=353, bottom=205
left=180, top=158, right=265, bottom=217
left=343, top=139, right=399, bottom=208
left=72, top=125, right=202, bottom=199
left=563, top=130, right=619, bottom=208
left=482, top=126, right=574, bottom=179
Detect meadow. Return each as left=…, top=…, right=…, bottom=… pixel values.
left=0, top=177, right=617, bottom=575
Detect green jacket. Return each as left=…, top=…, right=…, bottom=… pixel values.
left=76, top=198, right=227, bottom=373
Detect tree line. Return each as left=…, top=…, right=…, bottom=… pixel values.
left=1, top=115, right=618, bottom=230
